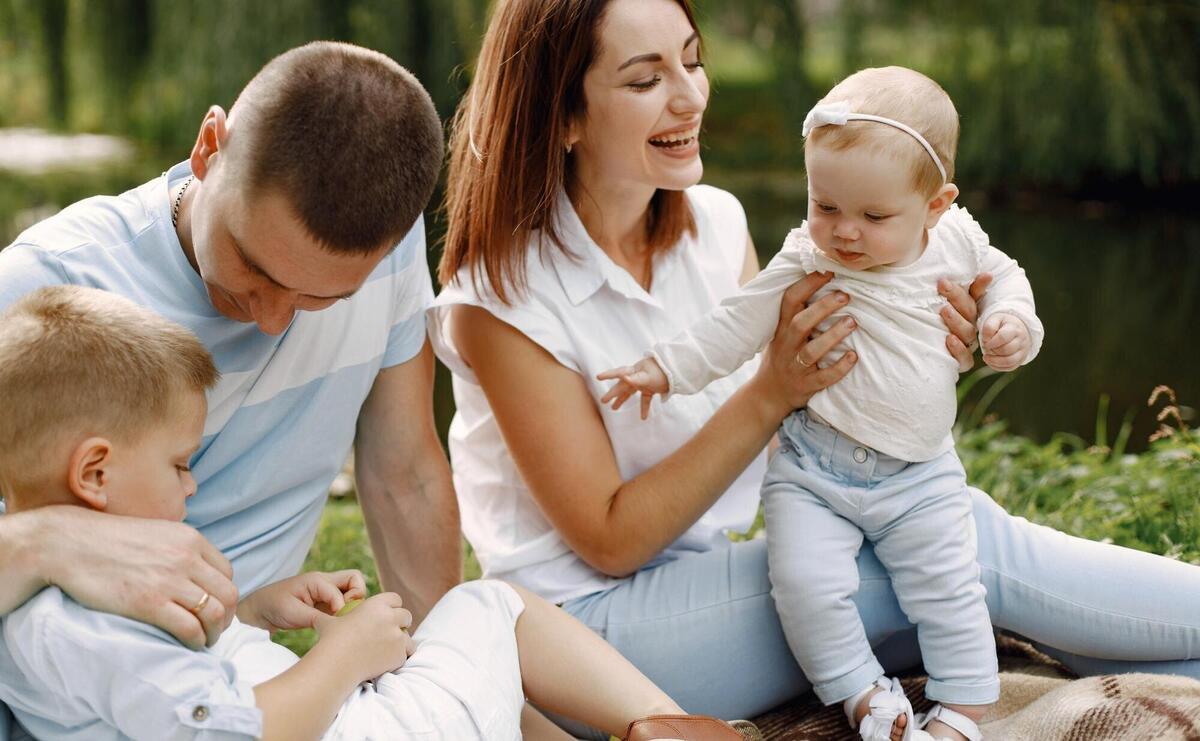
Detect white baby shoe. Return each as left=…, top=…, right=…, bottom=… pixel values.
left=844, top=676, right=916, bottom=741
left=911, top=704, right=983, bottom=741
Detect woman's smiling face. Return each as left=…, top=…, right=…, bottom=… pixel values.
left=570, top=0, right=709, bottom=194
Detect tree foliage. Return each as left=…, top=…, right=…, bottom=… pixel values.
left=0, top=0, right=1196, bottom=193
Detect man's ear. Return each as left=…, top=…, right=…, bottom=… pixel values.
left=67, top=437, right=113, bottom=511
left=924, top=183, right=960, bottom=230
left=190, top=105, right=230, bottom=181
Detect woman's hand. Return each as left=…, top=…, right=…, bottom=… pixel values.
left=750, top=272, right=859, bottom=418
left=939, top=274, right=992, bottom=372
left=237, top=569, right=368, bottom=632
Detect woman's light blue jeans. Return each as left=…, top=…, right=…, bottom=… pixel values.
left=559, top=487, right=1200, bottom=738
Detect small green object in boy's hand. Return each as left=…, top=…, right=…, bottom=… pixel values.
left=335, top=598, right=363, bottom=617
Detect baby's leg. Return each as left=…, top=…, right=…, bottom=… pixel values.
left=504, top=583, right=684, bottom=739
left=762, top=446, right=906, bottom=739
left=867, top=452, right=997, bottom=741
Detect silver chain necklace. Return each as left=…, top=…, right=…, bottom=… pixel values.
left=171, top=175, right=194, bottom=228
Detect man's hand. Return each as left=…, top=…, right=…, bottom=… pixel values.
left=237, top=570, right=368, bottom=632
left=8, top=506, right=238, bottom=649
left=981, top=312, right=1032, bottom=371
left=938, top=274, right=993, bottom=372
left=312, top=592, right=415, bottom=682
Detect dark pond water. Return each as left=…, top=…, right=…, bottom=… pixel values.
left=3, top=165, right=1196, bottom=451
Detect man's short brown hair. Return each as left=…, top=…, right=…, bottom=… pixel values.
left=0, top=286, right=218, bottom=496
left=228, top=41, right=443, bottom=255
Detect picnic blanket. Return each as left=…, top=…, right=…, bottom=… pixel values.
left=753, top=635, right=1200, bottom=740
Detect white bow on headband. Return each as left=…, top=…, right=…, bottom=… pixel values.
left=802, top=101, right=947, bottom=183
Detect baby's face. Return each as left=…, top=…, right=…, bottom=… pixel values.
left=101, top=391, right=206, bottom=521
left=804, top=144, right=933, bottom=270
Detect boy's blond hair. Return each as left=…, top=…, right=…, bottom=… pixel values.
left=806, top=66, right=959, bottom=197
left=0, top=286, right=218, bottom=496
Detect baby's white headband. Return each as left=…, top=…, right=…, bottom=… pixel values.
left=802, top=101, right=947, bottom=184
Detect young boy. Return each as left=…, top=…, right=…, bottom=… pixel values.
left=0, top=286, right=751, bottom=741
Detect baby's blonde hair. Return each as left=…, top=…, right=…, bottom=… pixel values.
left=0, top=286, right=218, bottom=496
left=806, top=66, right=959, bottom=197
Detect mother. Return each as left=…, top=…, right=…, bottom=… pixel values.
left=429, top=0, right=1200, bottom=730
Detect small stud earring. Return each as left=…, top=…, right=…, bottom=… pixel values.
left=565, top=142, right=573, bottom=154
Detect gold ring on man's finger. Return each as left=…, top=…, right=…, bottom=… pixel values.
left=189, top=592, right=211, bottom=614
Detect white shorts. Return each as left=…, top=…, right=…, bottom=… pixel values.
left=224, top=579, right=527, bottom=741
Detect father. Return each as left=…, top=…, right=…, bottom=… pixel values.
left=0, top=41, right=457, bottom=736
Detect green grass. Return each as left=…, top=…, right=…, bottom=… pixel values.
left=274, top=385, right=1198, bottom=656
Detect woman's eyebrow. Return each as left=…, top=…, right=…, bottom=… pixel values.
left=617, top=32, right=700, bottom=71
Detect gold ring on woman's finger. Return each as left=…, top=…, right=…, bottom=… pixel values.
left=189, top=592, right=211, bottom=614
left=795, top=353, right=811, bottom=368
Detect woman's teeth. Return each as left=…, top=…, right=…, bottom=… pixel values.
left=649, top=127, right=699, bottom=148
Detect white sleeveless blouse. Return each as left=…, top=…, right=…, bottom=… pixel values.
left=428, top=185, right=766, bottom=604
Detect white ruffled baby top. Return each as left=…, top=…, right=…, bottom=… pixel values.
left=654, top=205, right=1043, bottom=462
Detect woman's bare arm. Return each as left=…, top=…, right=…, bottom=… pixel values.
left=451, top=270, right=857, bottom=576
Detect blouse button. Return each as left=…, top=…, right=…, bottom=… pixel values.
left=852, top=447, right=868, bottom=464
left=192, top=705, right=210, bottom=722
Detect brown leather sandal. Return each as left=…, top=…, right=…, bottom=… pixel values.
left=622, top=714, right=764, bottom=741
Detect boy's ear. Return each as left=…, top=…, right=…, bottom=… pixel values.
left=67, top=437, right=113, bottom=511
left=924, top=183, right=960, bottom=230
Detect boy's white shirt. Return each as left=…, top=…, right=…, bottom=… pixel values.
left=0, top=581, right=528, bottom=741
left=653, top=204, right=1043, bottom=462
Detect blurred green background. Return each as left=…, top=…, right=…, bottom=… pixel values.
left=1, top=0, right=1197, bottom=448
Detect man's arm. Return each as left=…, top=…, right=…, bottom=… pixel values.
left=0, top=506, right=237, bottom=648
left=0, top=510, right=47, bottom=618
left=354, top=340, right=461, bottom=626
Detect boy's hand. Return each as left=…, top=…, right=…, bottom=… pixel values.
left=313, top=592, right=416, bottom=681
left=981, top=312, right=1031, bottom=371
left=237, top=569, right=368, bottom=632
left=597, top=357, right=670, bottom=420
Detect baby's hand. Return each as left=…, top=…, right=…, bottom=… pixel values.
left=596, top=357, right=670, bottom=420
left=314, top=592, right=415, bottom=682
left=981, top=312, right=1030, bottom=371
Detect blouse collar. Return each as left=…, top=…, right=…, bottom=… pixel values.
left=546, top=189, right=666, bottom=308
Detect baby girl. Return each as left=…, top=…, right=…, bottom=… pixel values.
left=600, top=66, right=1043, bottom=741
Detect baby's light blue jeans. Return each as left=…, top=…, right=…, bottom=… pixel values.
left=763, top=409, right=999, bottom=706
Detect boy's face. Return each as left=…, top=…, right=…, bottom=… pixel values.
left=102, top=391, right=207, bottom=521
left=804, top=143, right=933, bottom=270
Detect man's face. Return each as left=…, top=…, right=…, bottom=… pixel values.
left=187, top=164, right=389, bottom=335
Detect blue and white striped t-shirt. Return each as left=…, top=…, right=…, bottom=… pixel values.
left=0, top=161, right=433, bottom=593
